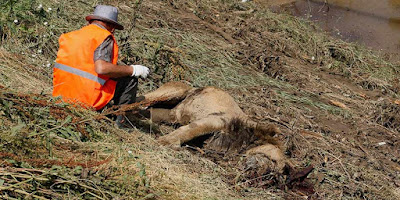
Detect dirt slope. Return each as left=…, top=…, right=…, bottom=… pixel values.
left=1, top=0, right=400, bottom=199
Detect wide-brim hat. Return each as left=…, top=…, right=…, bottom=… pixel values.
left=85, top=5, right=124, bottom=30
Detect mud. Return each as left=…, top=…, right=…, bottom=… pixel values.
left=272, top=0, right=400, bottom=55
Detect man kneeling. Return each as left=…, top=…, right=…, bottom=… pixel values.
left=52, top=5, right=149, bottom=127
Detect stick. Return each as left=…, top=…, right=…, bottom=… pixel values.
left=0, top=186, right=48, bottom=200
left=323, top=151, right=352, bottom=180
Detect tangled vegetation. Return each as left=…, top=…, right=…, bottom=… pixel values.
left=0, top=88, right=155, bottom=199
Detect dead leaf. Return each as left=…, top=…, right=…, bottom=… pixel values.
left=394, top=99, right=400, bottom=105
left=329, top=100, right=348, bottom=109
left=358, top=93, right=367, bottom=99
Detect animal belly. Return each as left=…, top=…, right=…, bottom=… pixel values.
left=173, top=96, right=243, bottom=124
left=174, top=102, right=222, bottom=124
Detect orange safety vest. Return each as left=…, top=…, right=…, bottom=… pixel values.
left=53, top=24, right=118, bottom=110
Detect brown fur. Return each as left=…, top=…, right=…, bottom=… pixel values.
left=142, top=82, right=284, bottom=164
left=205, top=118, right=280, bottom=153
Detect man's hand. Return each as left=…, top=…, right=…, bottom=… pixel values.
left=131, top=65, right=150, bottom=79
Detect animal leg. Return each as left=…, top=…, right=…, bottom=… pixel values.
left=144, top=82, right=193, bottom=102
left=157, top=116, right=227, bottom=145
left=149, top=108, right=176, bottom=123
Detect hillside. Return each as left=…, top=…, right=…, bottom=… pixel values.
left=1, top=0, right=399, bottom=199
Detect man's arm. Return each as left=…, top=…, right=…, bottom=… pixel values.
left=94, top=60, right=133, bottom=78
left=95, top=60, right=149, bottom=78
left=93, top=36, right=149, bottom=78
left=93, top=36, right=132, bottom=78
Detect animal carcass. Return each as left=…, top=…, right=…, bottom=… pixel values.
left=142, top=82, right=285, bottom=167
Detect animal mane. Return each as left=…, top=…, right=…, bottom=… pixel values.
left=204, top=118, right=280, bottom=154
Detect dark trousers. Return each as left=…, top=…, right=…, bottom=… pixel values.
left=110, top=77, right=139, bottom=126
left=112, top=76, right=138, bottom=106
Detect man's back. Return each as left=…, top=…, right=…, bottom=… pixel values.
left=53, top=24, right=118, bottom=110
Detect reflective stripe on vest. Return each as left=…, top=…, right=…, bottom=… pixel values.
left=54, top=63, right=106, bottom=86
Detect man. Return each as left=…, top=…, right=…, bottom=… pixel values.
left=53, top=5, right=149, bottom=125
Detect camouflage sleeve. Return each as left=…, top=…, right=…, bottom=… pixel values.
left=93, top=36, right=114, bottom=63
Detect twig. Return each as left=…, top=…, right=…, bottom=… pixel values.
left=0, top=195, right=18, bottom=200
left=1, top=177, right=34, bottom=190
left=53, top=179, right=108, bottom=199
left=265, top=116, right=291, bottom=129
left=322, top=150, right=351, bottom=180
left=0, top=186, right=48, bottom=200
left=37, top=188, right=63, bottom=198
left=0, top=173, right=49, bottom=181
left=0, top=168, right=45, bottom=173
left=99, top=96, right=171, bottom=117
left=79, top=191, right=105, bottom=200
left=79, top=178, right=109, bottom=199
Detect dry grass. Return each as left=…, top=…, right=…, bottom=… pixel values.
left=0, top=49, right=51, bottom=93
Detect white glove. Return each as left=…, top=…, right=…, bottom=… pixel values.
left=130, top=65, right=150, bottom=78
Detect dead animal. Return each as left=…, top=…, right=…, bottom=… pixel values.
left=140, top=81, right=286, bottom=169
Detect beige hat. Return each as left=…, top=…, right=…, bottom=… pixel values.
left=85, top=5, right=124, bottom=30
